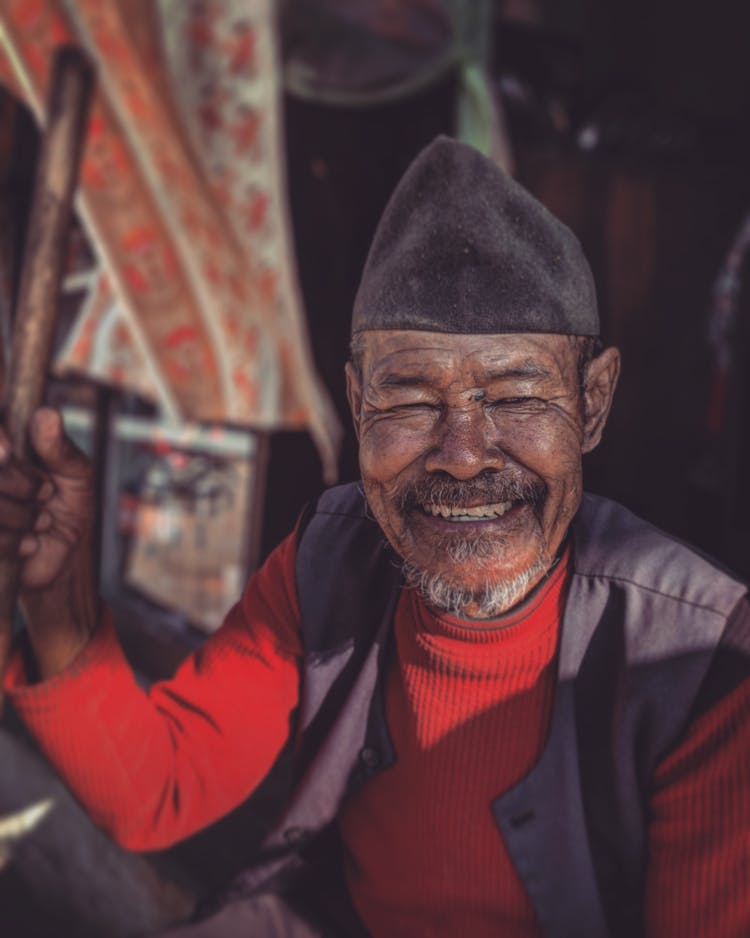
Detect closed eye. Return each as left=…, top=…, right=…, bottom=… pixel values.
left=385, top=398, right=442, bottom=410
left=489, top=397, right=544, bottom=406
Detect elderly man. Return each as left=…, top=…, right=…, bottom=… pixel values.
left=1, top=137, right=749, bottom=938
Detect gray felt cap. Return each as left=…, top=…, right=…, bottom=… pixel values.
left=351, top=135, right=599, bottom=336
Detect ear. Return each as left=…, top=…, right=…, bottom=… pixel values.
left=581, top=346, right=621, bottom=454
left=345, top=361, right=363, bottom=441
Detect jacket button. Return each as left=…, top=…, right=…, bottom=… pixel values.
left=360, top=746, right=381, bottom=769
left=283, top=826, right=308, bottom=845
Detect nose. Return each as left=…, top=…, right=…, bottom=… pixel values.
left=424, top=407, right=506, bottom=480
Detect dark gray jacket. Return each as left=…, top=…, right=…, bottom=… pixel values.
left=225, top=484, right=748, bottom=938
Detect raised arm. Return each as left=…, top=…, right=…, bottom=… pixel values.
left=2, top=409, right=302, bottom=850
left=0, top=407, right=95, bottom=680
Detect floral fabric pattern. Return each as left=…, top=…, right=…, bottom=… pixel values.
left=0, top=0, right=339, bottom=478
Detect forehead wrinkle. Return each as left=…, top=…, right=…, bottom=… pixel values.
left=364, top=334, right=574, bottom=390
left=475, top=343, right=577, bottom=387
left=368, top=353, right=457, bottom=390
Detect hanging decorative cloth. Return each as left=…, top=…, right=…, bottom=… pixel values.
left=0, top=0, right=341, bottom=480
left=281, top=0, right=512, bottom=172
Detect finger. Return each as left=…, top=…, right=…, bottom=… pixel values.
left=19, top=534, right=39, bottom=557
left=0, top=494, right=39, bottom=531
left=0, top=425, right=45, bottom=498
left=33, top=510, right=52, bottom=533
left=29, top=408, right=90, bottom=480
left=37, top=480, right=55, bottom=502
left=0, top=461, right=40, bottom=501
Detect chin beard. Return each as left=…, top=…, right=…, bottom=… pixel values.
left=401, top=542, right=550, bottom=619
left=364, top=469, right=553, bottom=617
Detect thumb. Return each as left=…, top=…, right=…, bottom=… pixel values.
left=29, top=407, right=90, bottom=480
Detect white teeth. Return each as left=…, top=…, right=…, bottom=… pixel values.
left=423, top=501, right=512, bottom=521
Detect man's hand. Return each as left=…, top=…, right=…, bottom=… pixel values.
left=0, top=408, right=97, bottom=679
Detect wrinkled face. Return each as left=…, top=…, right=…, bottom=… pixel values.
left=346, top=330, right=619, bottom=617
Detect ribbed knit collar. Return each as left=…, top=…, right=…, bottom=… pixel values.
left=402, top=546, right=571, bottom=677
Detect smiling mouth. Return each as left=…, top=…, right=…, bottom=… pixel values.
left=420, top=501, right=513, bottom=522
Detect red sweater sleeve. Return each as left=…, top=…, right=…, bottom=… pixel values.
left=5, top=532, right=303, bottom=851
left=645, top=601, right=750, bottom=937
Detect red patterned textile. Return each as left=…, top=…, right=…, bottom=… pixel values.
left=0, top=0, right=340, bottom=477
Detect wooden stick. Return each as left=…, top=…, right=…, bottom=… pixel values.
left=0, top=47, right=94, bottom=705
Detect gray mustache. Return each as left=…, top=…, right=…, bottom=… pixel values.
left=397, top=470, right=545, bottom=513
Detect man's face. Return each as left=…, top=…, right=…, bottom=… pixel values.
left=346, top=330, right=618, bottom=617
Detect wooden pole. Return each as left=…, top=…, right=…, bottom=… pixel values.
left=0, top=47, right=94, bottom=704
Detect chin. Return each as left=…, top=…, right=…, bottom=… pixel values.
left=401, top=542, right=550, bottom=619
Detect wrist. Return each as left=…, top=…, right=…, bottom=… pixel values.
left=21, top=548, right=97, bottom=680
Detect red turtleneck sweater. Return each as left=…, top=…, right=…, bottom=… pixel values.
left=6, top=532, right=750, bottom=936
left=339, top=554, right=566, bottom=937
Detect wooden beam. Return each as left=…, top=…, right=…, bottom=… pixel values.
left=0, top=47, right=94, bottom=706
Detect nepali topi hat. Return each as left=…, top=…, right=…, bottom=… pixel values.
left=351, top=135, right=598, bottom=336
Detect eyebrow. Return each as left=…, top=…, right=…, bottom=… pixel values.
left=376, top=373, right=432, bottom=388
left=484, top=363, right=554, bottom=382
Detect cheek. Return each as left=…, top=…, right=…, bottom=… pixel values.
left=532, top=434, right=584, bottom=528
left=359, top=421, right=428, bottom=484
left=507, top=421, right=583, bottom=499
